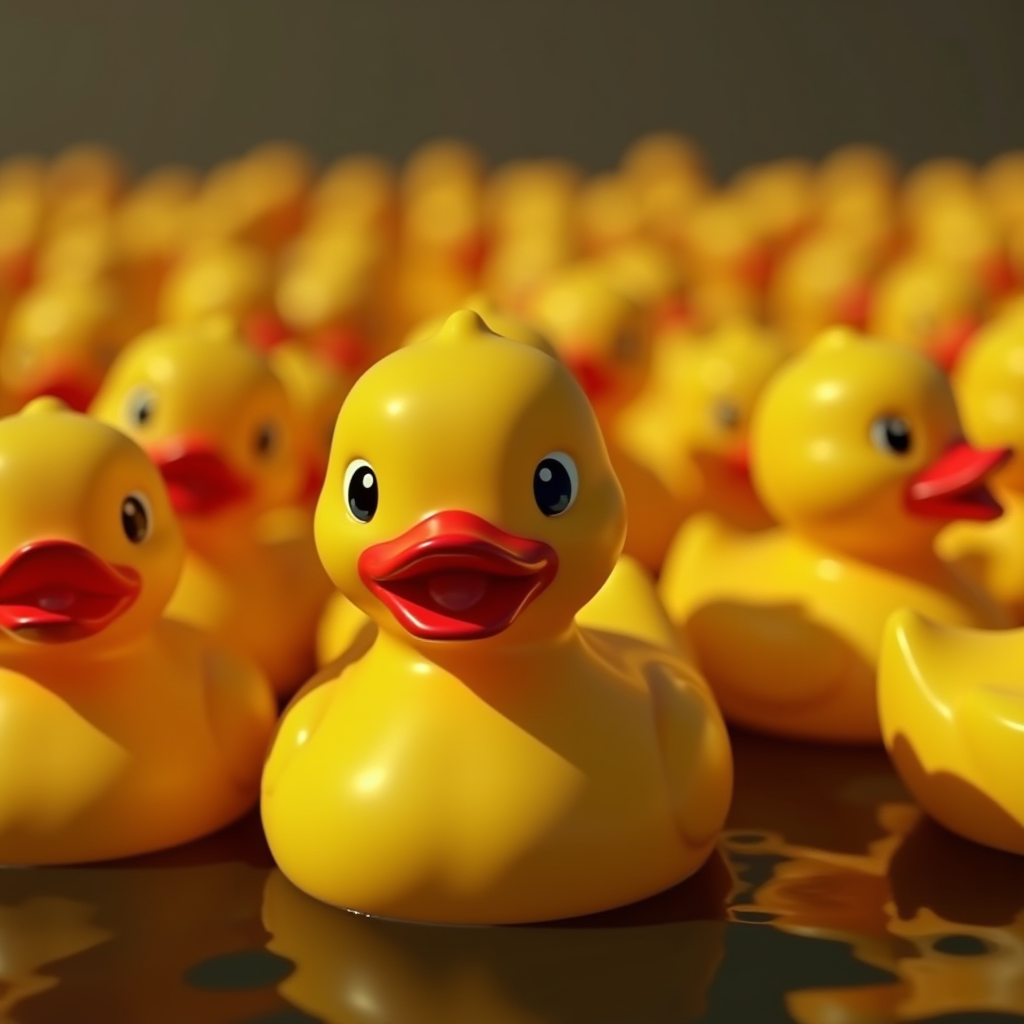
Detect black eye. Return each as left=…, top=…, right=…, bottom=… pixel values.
left=255, top=421, right=279, bottom=457
left=343, top=459, right=378, bottom=523
left=121, top=491, right=152, bottom=543
left=533, top=452, right=578, bottom=516
left=870, top=415, right=913, bottom=455
left=714, top=399, right=741, bottom=430
left=124, top=386, right=156, bottom=428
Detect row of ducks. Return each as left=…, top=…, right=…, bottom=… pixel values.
left=0, top=302, right=1022, bottom=928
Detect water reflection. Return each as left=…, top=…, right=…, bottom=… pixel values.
left=0, top=732, right=1020, bottom=1022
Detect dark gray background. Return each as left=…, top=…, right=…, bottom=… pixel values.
left=1, top=0, right=1022, bottom=179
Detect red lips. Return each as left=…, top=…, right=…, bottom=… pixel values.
left=905, top=442, right=1011, bottom=521
left=147, top=438, right=252, bottom=516
left=0, top=540, right=141, bottom=638
left=359, top=511, right=558, bottom=641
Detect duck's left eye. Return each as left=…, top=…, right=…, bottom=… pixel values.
left=534, top=452, right=578, bottom=517
left=121, top=491, right=153, bottom=543
left=343, top=458, right=378, bottom=523
left=254, top=421, right=279, bottom=457
left=714, top=399, right=740, bottom=430
left=870, top=415, right=913, bottom=455
left=124, top=386, right=157, bottom=429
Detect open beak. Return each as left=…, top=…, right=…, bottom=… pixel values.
left=243, top=309, right=292, bottom=352
left=147, top=437, right=252, bottom=516
left=563, top=351, right=615, bottom=404
left=929, top=318, right=981, bottom=374
left=722, top=444, right=751, bottom=479
left=359, top=510, right=558, bottom=641
left=0, top=540, right=141, bottom=639
left=905, top=442, right=1011, bottom=521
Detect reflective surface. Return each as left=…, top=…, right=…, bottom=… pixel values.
left=2, top=731, right=1023, bottom=1023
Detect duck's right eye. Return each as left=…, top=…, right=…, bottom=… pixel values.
left=124, top=386, right=157, bottom=429
left=869, top=415, right=912, bottom=455
left=343, top=459, right=378, bottom=523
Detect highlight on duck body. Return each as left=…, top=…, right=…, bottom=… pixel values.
left=659, top=326, right=1011, bottom=744
left=262, top=309, right=732, bottom=925
left=89, top=315, right=331, bottom=698
left=0, top=398, right=275, bottom=864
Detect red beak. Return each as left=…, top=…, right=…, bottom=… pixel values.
left=147, top=438, right=252, bottom=516
left=929, top=318, right=981, bottom=373
left=243, top=309, right=292, bottom=352
left=735, top=247, right=773, bottom=292
left=652, top=296, right=693, bottom=335
left=311, top=324, right=369, bottom=374
left=723, top=444, right=751, bottom=478
left=980, top=252, right=1018, bottom=299
left=0, top=540, right=141, bottom=638
left=834, top=283, right=873, bottom=331
left=905, top=442, right=1010, bottom=521
left=359, top=510, right=558, bottom=640
left=564, top=352, right=615, bottom=404
left=19, top=364, right=105, bottom=413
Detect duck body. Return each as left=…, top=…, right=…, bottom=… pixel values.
left=264, top=310, right=731, bottom=923
left=879, top=610, right=1024, bottom=854
left=265, top=624, right=727, bottom=924
left=0, top=619, right=273, bottom=864
left=662, top=517, right=1006, bottom=742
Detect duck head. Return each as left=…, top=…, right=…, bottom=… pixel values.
left=0, top=398, right=183, bottom=656
left=528, top=264, right=651, bottom=423
left=751, top=328, right=1010, bottom=563
left=1, top=280, right=125, bottom=412
left=953, top=309, right=1024, bottom=495
left=315, top=309, right=626, bottom=649
left=89, top=318, right=301, bottom=537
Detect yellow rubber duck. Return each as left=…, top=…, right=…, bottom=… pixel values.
left=529, top=264, right=684, bottom=571
left=940, top=313, right=1024, bottom=619
left=659, top=328, right=1011, bottom=743
left=868, top=256, right=984, bottom=372
left=89, top=318, right=329, bottom=698
left=1, top=278, right=126, bottom=411
left=262, top=309, right=732, bottom=924
left=0, top=399, right=275, bottom=863
left=617, top=318, right=787, bottom=531
left=879, top=611, right=1024, bottom=855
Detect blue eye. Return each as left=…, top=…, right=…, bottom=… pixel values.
left=533, top=452, right=578, bottom=517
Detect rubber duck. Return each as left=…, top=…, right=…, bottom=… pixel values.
left=484, top=159, right=579, bottom=247
left=982, top=150, right=1024, bottom=235
left=89, top=317, right=328, bottom=698
left=262, top=309, right=732, bottom=924
left=575, top=173, right=643, bottom=255
left=659, top=328, right=1011, bottom=743
left=311, top=154, right=398, bottom=238
left=43, top=145, right=126, bottom=232
left=618, top=318, right=786, bottom=531
left=158, top=239, right=274, bottom=338
left=732, top=159, right=815, bottom=256
left=0, top=398, right=275, bottom=863
left=879, top=611, right=1024, bottom=854
left=940, top=313, right=1024, bottom=618
left=529, top=263, right=684, bottom=571
left=868, top=256, right=984, bottom=372
left=1, top=278, right=126, bottom=411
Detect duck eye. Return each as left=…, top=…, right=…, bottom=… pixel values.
left=870, top=415, right=913, bottom=455
left=533, top=452, right=578, bottom=517
left=343, top=459, right=378, bottom=523
left=254, top=421, right=279, bottom=457
left=124, top=386, right=157, bottom=429
left=714, top=399, right=741, bottom=430
left=121, top=491, right=152, bottom=543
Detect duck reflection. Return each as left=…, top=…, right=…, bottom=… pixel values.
left=0, top=814, right=281, bottom=1024
left=262, top=851, right=735, bottom=1024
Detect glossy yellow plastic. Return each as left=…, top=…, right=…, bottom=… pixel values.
left=880, top=609, right=1024, bottom=854
left=158, top=240, right=271, bottom=325
left=89, top=318, right=331, bottom=697
left=660, top=328, right=1010, bottom=743
left=529, top=264, right=683, bottom=571
left=0, top=400, right=275, bottom=864
left=942, top=314, right=1024, bottom=620
left=1, top=279, right=125, bottom=411
left=262, top=310, right=732, bottom=924
left=618, top=317, right=786, bottom=531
